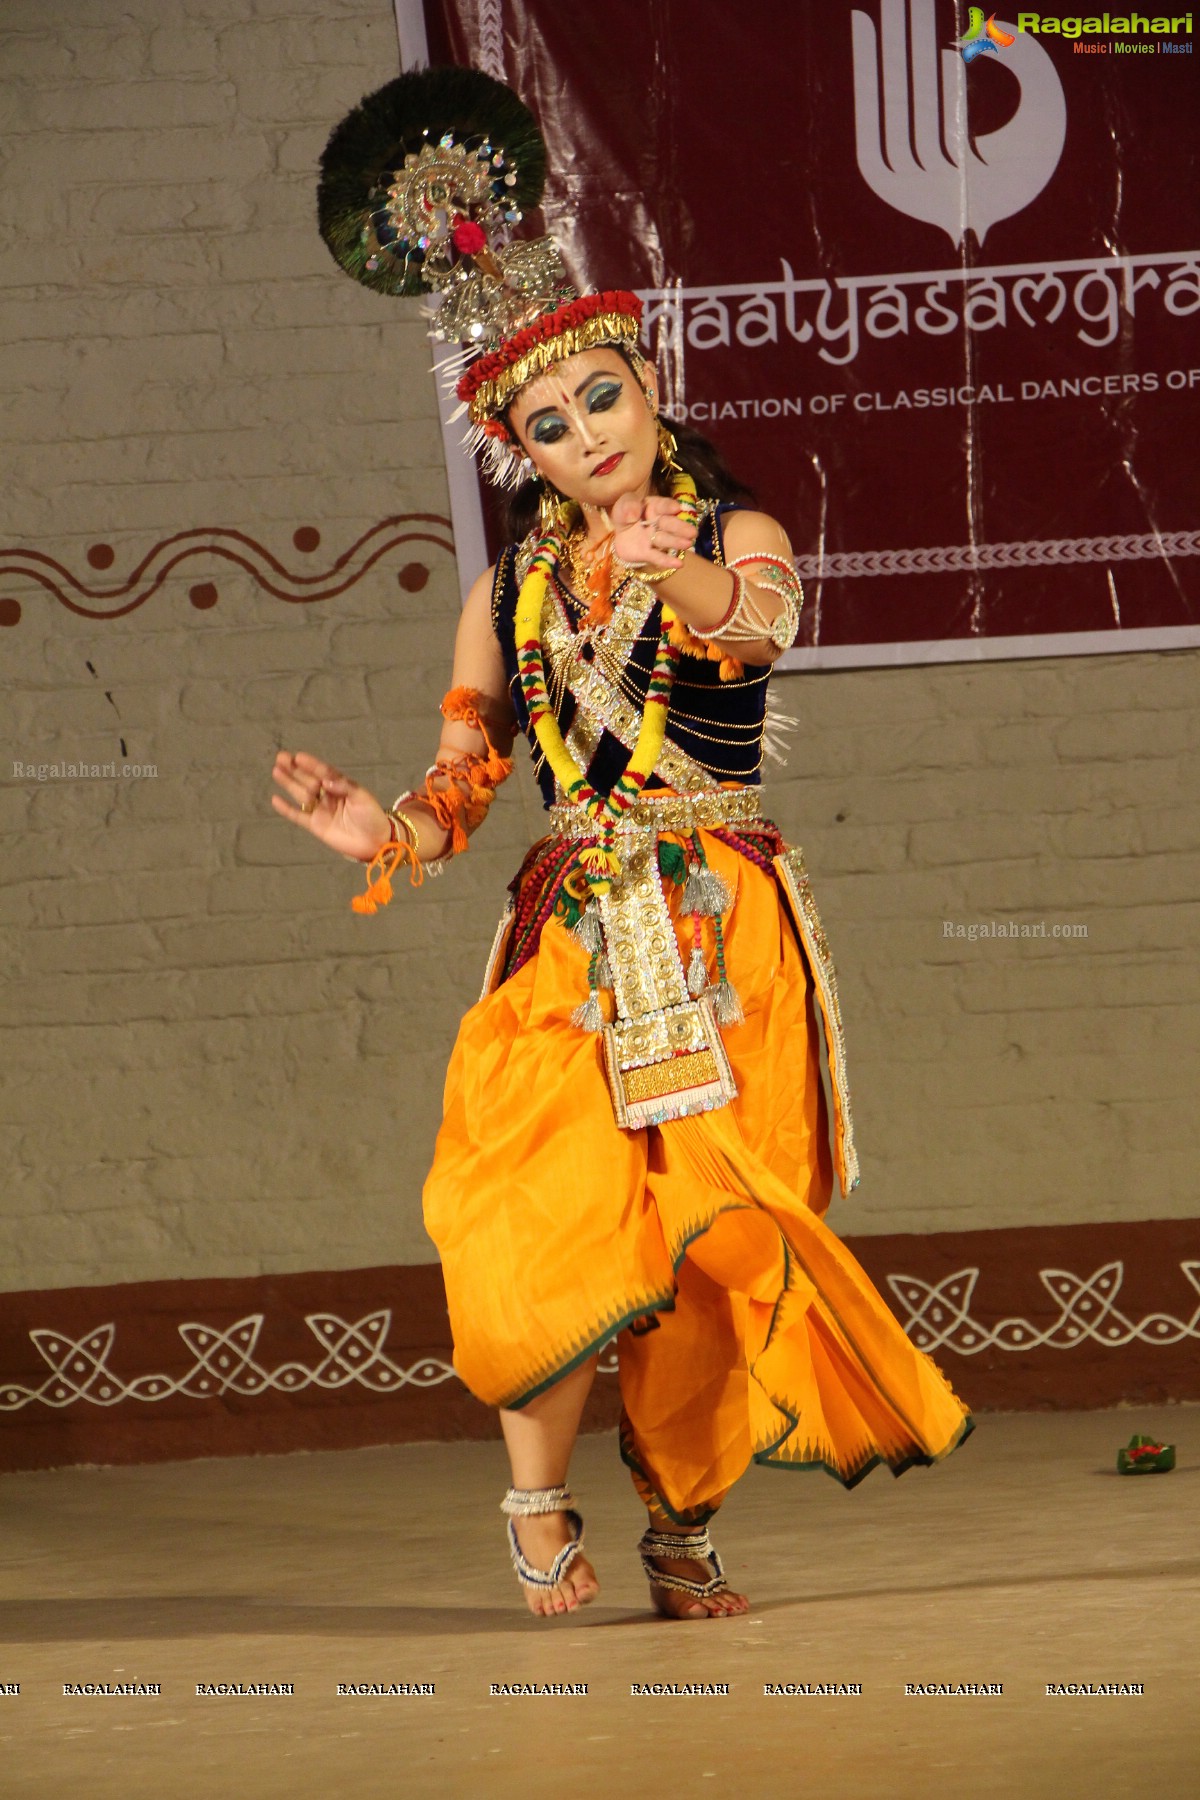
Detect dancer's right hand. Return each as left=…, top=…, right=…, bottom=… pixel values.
left=271, top=750, right=392, bottom=862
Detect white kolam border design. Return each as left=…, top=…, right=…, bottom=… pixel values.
left=2, top=1263, right=1197, bottom=1412
left=888, top=1260, right=1200, bottom=1355
left=0, top=1311, right=619, bottom=1413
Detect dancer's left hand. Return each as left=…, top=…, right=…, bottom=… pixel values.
left=609, top=492, right=697, bottom=572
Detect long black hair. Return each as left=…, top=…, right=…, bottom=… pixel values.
left=497, top=363, right=756, bottom=542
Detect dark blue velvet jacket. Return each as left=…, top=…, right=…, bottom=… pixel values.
left=490, top=501, right=770, bottom=810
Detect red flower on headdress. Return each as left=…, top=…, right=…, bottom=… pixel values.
left=482, top=418, right=511, bottom=441
left=451, top=216, right=488, bottom=256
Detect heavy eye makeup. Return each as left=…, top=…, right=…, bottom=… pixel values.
left=585, top=378, right=622, bottom=412
left=528, top=376, right=625, bottom=445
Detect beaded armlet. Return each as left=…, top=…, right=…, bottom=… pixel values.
left=668, top=553, right=802, bottom=674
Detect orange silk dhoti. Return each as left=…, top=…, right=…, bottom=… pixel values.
left=421, top=823, right=973, bottom=1525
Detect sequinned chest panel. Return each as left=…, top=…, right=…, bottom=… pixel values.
left=492, top=501, right=771, bottom=809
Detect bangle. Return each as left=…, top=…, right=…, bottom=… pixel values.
left=389, top=790, right=449, bottom=878
left=387, top=804, right=420, bottom=849
left=689, top=569, right=744, bottom=641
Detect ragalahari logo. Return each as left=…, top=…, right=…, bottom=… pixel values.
left=852, top=0, right=1066, bottom=248
left=956, top=8, right=1018, bottom=58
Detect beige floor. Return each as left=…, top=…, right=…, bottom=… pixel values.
left=1, top=1404, right=1195, bottom=1799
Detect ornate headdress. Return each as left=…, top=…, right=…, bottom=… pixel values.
left=317, top=66, right=644, bottom=486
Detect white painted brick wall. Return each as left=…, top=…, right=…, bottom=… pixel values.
left=773, top=653, right=1200, bottom=1242
left=1, top=2, right=1196, bottom=1295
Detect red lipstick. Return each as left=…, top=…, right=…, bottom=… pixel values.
left=591, top=452, right=624, bottom=477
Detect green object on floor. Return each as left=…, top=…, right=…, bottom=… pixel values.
left=1116, top=1433, right=1176, bottom=1474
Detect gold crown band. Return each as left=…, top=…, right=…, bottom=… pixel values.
left=466, top=308, right=643, bottom=423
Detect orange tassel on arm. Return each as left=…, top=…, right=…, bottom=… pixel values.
left=421, top=778, right=471, bottom=856
left=353, top=686, right=514, bottom=912
left=666, top=615, right=745, bottom=681
left=440, top=685, right=516, bottom=787
left=350, top=835, right=423, bottom=914
left=705, top=639, right=745, bottom=678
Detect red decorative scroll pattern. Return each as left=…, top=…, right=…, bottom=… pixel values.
left=0, top=515, right=455, bottom=627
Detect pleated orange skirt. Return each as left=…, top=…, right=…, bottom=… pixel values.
left=422, top=822, right=974, bottom=1525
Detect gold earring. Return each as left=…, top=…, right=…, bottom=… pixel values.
left=537, top=483, right=557, bottom=536
left=537, top=483, right=575, bottom=538
left=656, top=420, right=682, bottom=473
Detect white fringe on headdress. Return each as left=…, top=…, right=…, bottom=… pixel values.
left=431, top=336, right=480, bottom=394
left=459, top=420, right=533, bottom=489
left=430, top=338, right=537, bottom=486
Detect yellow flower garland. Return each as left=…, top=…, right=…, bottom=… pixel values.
left=514, top=470, right=698, bottom=894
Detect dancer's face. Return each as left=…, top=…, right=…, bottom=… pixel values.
left=507, top=348, right=660, bottom=511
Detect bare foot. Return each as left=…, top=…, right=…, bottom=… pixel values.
left=508, top=1511, right=600, bottom=1618
left=643, top=1524, right=750, bottom=1620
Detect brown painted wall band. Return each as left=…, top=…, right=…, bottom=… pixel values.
left=1, top=1218, right=1196, bottom=1474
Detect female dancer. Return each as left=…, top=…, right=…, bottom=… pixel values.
left=271, top=69, right=974, bottom=1623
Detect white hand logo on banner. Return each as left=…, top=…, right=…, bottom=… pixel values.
left=851, top=0, right=1066, bottom=249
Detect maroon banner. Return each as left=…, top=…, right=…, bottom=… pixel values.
left=421, top=0, right=1199, bottom=663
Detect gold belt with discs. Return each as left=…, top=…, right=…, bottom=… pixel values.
left=548, top=785, right=762, bottom=839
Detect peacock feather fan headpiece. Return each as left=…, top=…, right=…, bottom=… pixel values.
left=317, top=66, right=643, bottom=485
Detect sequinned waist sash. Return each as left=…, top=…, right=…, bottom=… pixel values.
left=548, top=786, right=762, bottom=838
